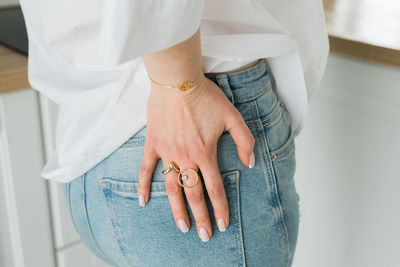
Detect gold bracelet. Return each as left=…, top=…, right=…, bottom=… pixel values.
left=147, top=71, right=203, bottom=92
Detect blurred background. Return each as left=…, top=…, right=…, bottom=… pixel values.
left=0, top=0, right=399, bottom=266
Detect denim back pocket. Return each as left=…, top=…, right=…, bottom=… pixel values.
left=99, top=170, right=246, bottom=267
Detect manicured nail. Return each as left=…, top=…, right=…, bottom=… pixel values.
left=249, top=152, right=255, bottom=168
left=138, top=194, right=145, bottom=206
left=217, top=218, right=226, bottom=232
left=178, top=219, right=189, bottom=233
left=199, top=228, right=209, bottom=242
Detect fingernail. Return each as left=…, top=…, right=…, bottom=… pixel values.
left=217, top=218, right=226, bottom=232
left=249, top=152, right=255, bottom=168
left=178, top=219, right=189, bottom=233
left=199, top=228, right=209, bottom=242
left=138, top=194, right=145, bottom=206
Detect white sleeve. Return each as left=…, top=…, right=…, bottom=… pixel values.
left=98, top=0, right=205, bottom=65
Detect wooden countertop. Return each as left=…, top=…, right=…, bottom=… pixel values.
left=1, top=0, right=400, bottom=94
left=0, top=44, right=29, bottom=94
left=324, top=0, right=400, bottom=66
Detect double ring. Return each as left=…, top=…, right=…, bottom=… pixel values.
left=162, top=162, right=199, bottom=188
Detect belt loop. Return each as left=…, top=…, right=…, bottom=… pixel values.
left=216, top=73, right=235, bottom=105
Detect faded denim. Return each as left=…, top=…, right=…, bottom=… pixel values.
left=63, top=58, right=300, bottom=267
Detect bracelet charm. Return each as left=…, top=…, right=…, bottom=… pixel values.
left=178, top=81, right=195, bottom=91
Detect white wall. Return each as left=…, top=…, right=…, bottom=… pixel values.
left=293, top=53, right=400, bottom=267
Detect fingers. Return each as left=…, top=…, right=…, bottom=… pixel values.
left=225, top=108, right=256, bottom=168
left=161, top=157, right=191, bottom=234
left=179, top=160, right=212, bottom=242
left=138, top=141, right=159, bottom=206
left=197, top=146, right=229, bottom=232
left=139, top=142, right=216, bottom=242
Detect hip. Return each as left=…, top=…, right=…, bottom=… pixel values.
left=63, top=58, right=299, bottom=267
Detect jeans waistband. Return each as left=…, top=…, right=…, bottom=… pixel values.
left=204, top=58, right=271, bottom=105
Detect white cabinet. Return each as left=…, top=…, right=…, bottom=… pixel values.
left=39, top=95, right=112, bottom=267
left=0, top=89, right=54, bottom=267
left=38, top=96, right=81, bottom=248
left=0, top=89, right=111, bottom=267
left=57, top=242, right=110, bottom=267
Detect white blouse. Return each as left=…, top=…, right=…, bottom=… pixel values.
left=19, top=0, right=329, bottom=183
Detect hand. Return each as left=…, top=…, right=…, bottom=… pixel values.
left=138, top=74, right=255, bottom=242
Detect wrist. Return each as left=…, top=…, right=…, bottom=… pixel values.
left=149, top=73, right=208, bottom=106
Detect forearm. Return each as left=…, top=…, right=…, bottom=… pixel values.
left=142, top=27, right=203, bottom=94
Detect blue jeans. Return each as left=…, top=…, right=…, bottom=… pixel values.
left=63, top=58, right=299, bottom=267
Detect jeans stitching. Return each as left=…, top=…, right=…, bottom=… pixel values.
left=268, top=106, right=295, bottom=162
left=64, top=183, right=71, bottom=218
left=233, top=81, right=273, bottom=104
left=66, top=182, right=79, bottom=236
left=232, top=171, right=246, bottom=267
left=119, top=137, right=146, bottom=148
left=261, top=99, right=285, bottom=127
left=270, top=128, right=295, bottom=161
left=268, top=149, right=291, bottom=266
left=222, top=170, right=246, bottom=267
left=255, top=101, right=291, bottom=265
left=100, top=186, right=133, bottom=266
left=81, top=174, right=117, bottom=266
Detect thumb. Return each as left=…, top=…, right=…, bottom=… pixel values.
left=225, top=109, right=256, bottom=168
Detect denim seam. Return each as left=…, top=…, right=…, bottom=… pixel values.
left=255, top=102, right=291, bottom=264
left=100, top=188, right=132, bottom=267
left=100, top=186, right=133, bottom=267
left=65, top=183, right=72, bottom=219
left=268, top=162, right=291, bottom=266
left=66, top=182, right=80, bottom=239
left=221, top=170, right=246, bottom=267
left=220, top=170, right=246, bottom=267
left=265, top=144, right=291, bottom=265
left=269, top=166, right=291, bottom=267
left=216, top=73, right=235, bottom=104
left=118, top=138, right=146, bottom=148
left=100, top=178, right=167, bottom=195
left=81, top=174, right=117, bottom=266
left=232, top=171, right=246, bottom=267
left=67, top=181, right=92, bottom=256
left=67, top=181, right=111, bottom=264
left=245, top=119, right=265, bottom=130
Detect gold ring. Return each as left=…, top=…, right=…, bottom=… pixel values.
left=161, top=167, right=171, bottom=174
left=177, top=168, right=199, bottom=188
left=170, top=162, right=180, bottom=172
left=162, top=162, right=200, bottom=188
left=161, top=161, right=180, bottom=174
